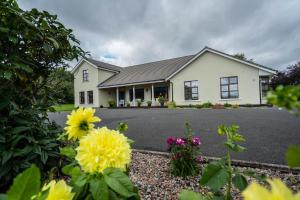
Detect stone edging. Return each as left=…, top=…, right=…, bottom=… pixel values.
left=133, top=149, right=300, bottom=174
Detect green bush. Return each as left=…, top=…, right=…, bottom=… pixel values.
left=195, top=104, right=202, bottom=109
left=147, top=100, right=152, bottom=107
left=167, top=101, right=176, bottom=108
left=126, top=101, right=131, bottom=107
left=202, top=102, right=213, bottom=108
left=224, top=103, right=232, bottom=107
left=108, top=100, right=117, bottom=108
left=0, top=0, right=84, bottom=191
left=137, top=100, right=142, bottom=107
left=157, top=95, right=165, bottom=106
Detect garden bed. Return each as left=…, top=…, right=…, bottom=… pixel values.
left=129, top=151, right=300, bottom=200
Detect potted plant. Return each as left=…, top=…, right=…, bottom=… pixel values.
left=147, top=100, right=152, bottom=107
left=137, top=99, right=142, bottom=107
left=108, top=100, right=116, bottom=108
left=126, top=101, right=131, bottom=107
left=157, top=95, right=165, bottom=107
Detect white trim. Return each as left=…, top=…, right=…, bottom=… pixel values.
left=71, top=58, right=120, bottom=74
left=166, top=47, right=277, bottom=80
left=184, top=100, right=203, bottom=102
left=218, top=98, right=242, bottom=101
left=98, top=80, right=165, bottom=89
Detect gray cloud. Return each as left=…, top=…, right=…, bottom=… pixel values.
left=19, top=0, right=300, bottom=70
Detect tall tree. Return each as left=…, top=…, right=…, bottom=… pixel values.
left=270, top=62, right=300, bottom=88
left=0, top=0, right=84, bottom=190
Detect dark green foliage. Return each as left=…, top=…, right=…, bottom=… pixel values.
left=224, top=103, right=232, bottom=108
left=202, top=102, right=213, bottom=108
left=108, top=100, right=117, bottom=108
left=0, top=0, right=84, bottom=191
left=270, top=62, right=300, bottom=88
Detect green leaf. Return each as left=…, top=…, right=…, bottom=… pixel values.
left=47, top=37, right=60, bottom=49
left=232, top=174, right=248, bottom=192
left=127, top=139, right=135, bottom=145
left=2, top=151, right=13, bottom=164
left=11, top=126, right=31, bottom=134
left=200, top=162, right=229, bottom=191
left=286, top=145, right=300, bottom=168
left=0, top=194, right=7, bottom=200
left=103, top=168, right=136, bottom=198
left=60, top=147, right=76, bottom=159
left=7, top=165, right=40, bottom=200
left=74, top=174, right=87, bottom=187
left=89, top=177, right=109, bottom=200
left=178, top=190, right=206, bottom=200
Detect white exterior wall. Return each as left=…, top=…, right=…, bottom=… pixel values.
left=170, top=52, right=262, bottom=105
left=73, top=61, right=115, bottom=107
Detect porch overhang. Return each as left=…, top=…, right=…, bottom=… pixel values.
left=98, top=79, right=166, bottom=89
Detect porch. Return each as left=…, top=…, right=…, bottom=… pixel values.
left=101, top=82, right=173, bottom=107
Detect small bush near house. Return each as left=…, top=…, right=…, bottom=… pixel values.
left=167, top=101, right=176, bottom=108
left=213, top=103, right=225, bottom=109
left=195, top=104, right=202, bottom=109
left=224, top=102, right=232, bottom=107
left=137, top=99, right=142, bottom=107
left=108, top=100, right=116, bottom=108
left=166, top=123, right=203, bottom=177
left=147, top=100, right=152, bottom=107
left=202, top=101, right=213, bottom=108
left=158, top=95, right=165, bottom=107
left=232, top=104, right=240, bottom=108
left=126, top=101, right=131, bottom=107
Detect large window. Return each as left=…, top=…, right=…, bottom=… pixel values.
left=79, top=91, right=85, bottom=104
left=88, top=91, right=93, bottom=104
left=184, top=80, right=198, bottom=100
left=220, top=76, right=239, bottom=99
left=129, top=88, right=144, bottom=101
left=82, top=69, right=88, bottom=82
left=260, top=77, right=270, bottom=98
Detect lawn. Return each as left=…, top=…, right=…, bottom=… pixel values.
left=52, top=104, right=74, bottom=111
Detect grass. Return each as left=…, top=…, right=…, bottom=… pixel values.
left=52, top=104, right=74, bottom=111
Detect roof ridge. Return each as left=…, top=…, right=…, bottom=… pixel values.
left=124, top=54, right=195, bottom=68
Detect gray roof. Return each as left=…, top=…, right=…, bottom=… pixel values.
left=86, top=58, right=123, bottom=72
left=98, top=55, right=195, bottom=87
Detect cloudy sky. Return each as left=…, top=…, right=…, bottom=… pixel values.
left=19, top=0, right=300, bottom=70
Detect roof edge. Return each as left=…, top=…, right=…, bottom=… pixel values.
left=98, top=79, right=165, bottom=89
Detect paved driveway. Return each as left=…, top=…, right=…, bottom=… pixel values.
left=48, top=108, right=300, bottom=165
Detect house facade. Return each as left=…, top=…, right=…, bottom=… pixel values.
left=72, top=47, right=277, bottom=107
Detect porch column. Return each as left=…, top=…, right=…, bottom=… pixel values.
left=116, top=87, right=119, bottom=107
left=133, top=86, right=136, bottom=106
left=151, top=84, right=154, bottom=103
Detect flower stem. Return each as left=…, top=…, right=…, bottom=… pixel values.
left=226, top=147, right=232, bottom=200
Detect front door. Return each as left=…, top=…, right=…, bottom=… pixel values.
left=119, top=91, right=125, bottom=107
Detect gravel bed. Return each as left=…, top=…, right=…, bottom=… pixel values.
left=129, top=152, right=300, bottom=200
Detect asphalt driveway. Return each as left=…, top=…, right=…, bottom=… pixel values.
left=48, top=108, right=300, bottom=165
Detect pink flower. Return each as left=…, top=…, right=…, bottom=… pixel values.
left=166, top=137, right=176, bottom=145
left=175, top=138, right=185, bottom=145
left=192, top=137, right=201, bottom=145
left=196, top=155, right=204, bottom=163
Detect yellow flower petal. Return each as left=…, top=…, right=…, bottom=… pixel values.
left=242, top=181, right=270, bottom=200
left=76, top=127, right=131, bottom=173
left=65, top=107, right=101, bottom=140
left=46, top=180, right=74, bottom=200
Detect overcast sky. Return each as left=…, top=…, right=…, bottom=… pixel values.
left=19, top=0, right=300, bottom=70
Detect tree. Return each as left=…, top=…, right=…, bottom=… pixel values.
left=0, top=0, right=84, bottom=191
left=233, top=53, right=253, bottom=62
left=270, top=62, right=300, bottom=88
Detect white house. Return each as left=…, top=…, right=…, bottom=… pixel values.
left=71, top=46, right=277, bottom=107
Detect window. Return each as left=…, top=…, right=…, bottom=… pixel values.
left=88, top=91, right=93, bottom=104
left=79, top=92, right=85, bottom=104
left=129, top=88, right=144, bottom=101
left=220, top=76, right=239, bottom=99
left=154, top=86, right=168, bottom=99
left=82, top=69, right=88, bottom=82
left=260, top=77, right=270, bottom=98
left=184, top=80, right=198, bottom=100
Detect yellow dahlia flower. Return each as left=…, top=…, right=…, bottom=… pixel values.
left=76, top=127, right=131, bottom=173
left=65, top=107, right=101, bottom=140
left=242, top=178, right=300, bottom=200
left=46, top=180, right=74, bottom=200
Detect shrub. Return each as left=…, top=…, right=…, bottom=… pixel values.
left=137, top=99, right=142, bottom=107
left=158, top=95, right=165, bottom=106
left=108, top=100, right=116, bottom=108
left=196, top=104, right=202, bottom=109
left=224, top=102, right=232, bottom=107
left=166, top=123, right=203, bottom=177
left=167, top=101, right=176, bottom=108
left=213, top=103, right=225, bottom=109
left=232, top=104, right=239, bottom=108
left=202, top=102, right=213, bottom=108
left=0, top=0, right=84, bottom=191
left=126, top=101, right=131, bottom=107
left=147, top=100, right=152, bottom=107
left=1, top=108, right=140, bottom=199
